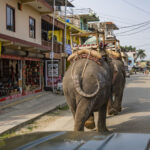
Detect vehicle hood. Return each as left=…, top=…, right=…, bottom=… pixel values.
left=0, top=131, right=150, bottom=150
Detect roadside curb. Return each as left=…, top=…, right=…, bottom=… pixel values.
left=0, top=102, right=67, bottom=136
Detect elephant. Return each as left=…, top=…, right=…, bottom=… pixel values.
left=84, top=51, right=126, bottom=129
left=63, top=56, right=113, bottom=133
left=107, top=57, right=126, bottom=115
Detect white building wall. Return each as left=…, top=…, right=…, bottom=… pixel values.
left=0, top=0, right=41, bottom=44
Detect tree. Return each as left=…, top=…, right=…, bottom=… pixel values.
left=136, top=49, right=146, bottom=60
left=120, top=45, right=136, bottom=52
left=121, top=45, right=147, bottom=62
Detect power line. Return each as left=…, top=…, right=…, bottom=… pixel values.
left=117, top=25, right=150, bottom=36
left=116, top=21, right=150, bottom=35
left=119, top=20, right=150, bottom=29
left=122, top=0, right=150, bottom=18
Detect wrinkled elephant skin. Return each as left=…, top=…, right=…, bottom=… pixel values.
left=63, top=59, right=112, bottom=133
left=108, top=59, right=126, bottom=115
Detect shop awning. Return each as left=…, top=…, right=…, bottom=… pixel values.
left=0, top=33, right=50, bottom=54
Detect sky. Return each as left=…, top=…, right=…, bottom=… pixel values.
left=71, top=0, right=150, bottom=59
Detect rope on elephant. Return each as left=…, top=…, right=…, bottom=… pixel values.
left=106, top=49, right=121, bottom=59
left=71, top=54, right=78, bottom=81
left=81, top=49, right=92, bottom=79
left=68, top=49, right=102, bottom=62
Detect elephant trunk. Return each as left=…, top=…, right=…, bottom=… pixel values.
left=73, top=74, right=100, bottom=98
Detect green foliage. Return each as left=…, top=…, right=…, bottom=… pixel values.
left=136, top=49, right=146, bottom=60
left=58, top=104, right=69, bottom=111
left=0, top=132, right=16, bottom=139
left=120, top=45, right=136, bottom=52
left=121, top=45, right=146, bottom=60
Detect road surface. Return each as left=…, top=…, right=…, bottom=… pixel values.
left=15, top=73, right=150, bottom=135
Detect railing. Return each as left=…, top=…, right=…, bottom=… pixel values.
left=58, top=8, right=97, bottom=19
left=42, top=40, right=63, bottom=53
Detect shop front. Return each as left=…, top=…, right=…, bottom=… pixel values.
left=22, top=57, right=43, bottom=95
left=0, top=55, right=22, bottom=101
left=0, top=54, right=43, bottom=102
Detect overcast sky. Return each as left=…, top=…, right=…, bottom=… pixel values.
left=72, top=0, right=150, bottom=59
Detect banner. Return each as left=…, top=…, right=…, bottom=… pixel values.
left=65, top=44, right=72, bottom=55
left=0, top=41, right=1, bottom=56
left=45, top=60, right=59, bottom=88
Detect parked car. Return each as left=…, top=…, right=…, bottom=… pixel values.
left=1, top=131, right=150, bottom=150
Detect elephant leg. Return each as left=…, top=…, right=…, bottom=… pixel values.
left=85, top=113, right=95, bottom=129
left=113, top=91, right=123, bottom=113
left=116, top=89, right=124, bottom=112
left=107, top=97, right=118, bottom=115
left=74, top=99, right=92, bottom=131
left=107, top=88, right=118, bottom=116
left=64, top=95, right=76, bottom=119
left=97, top=103, right=109, bottom=133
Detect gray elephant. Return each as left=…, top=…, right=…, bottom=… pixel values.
left=63, top=57, right=112, bottom=133
left=108, top=57, right=126, bottom=115
left=84, top=51, right=126, bottom=129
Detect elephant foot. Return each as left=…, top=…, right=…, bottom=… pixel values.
left=85, top=116, right=95, bottom=129
left=108, top=108, right=118, bottom=116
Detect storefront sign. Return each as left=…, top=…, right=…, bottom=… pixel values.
left=65, top=44, right=72, bottom=55
left=45, top=60, right=60, bottom=88
left=48, top=63, right=59, bottom=77
left=50, top=52, right=54, bottom=59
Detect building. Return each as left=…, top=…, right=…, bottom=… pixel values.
left=88, top=21, right=119, bottom=47
left=127, top=52, right=137, bottom=71
left=42, top=1, right=75, bottom=90
left=0, top=0, right=75, bottom=101
left=41, top=15, right=65, bottom=90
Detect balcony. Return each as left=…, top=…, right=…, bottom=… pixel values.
left=41, top=30, right=63, bottom=53
left=20, top=0, right=53, bottom=15
left=69, top=8, right=99, bottom=22
left=42, top=40, right=63, bottom=53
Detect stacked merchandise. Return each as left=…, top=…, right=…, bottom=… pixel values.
left=0, top=59, right=20, bottom=98
left=25, top=61, right=40, bottom=91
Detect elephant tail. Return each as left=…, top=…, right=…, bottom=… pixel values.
left=73, top=74, right=100, bottom=98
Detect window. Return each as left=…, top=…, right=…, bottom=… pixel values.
left=6, top=5, right=15, bottom=32
left=29, top=17, right=36, bottom=38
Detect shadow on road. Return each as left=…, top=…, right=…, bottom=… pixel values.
left=108, top=84, right=150, bottom=133
left=109, top=114, right=150, bottom=133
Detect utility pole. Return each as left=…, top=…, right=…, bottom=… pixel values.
left=51, top=0, right=56, bottom=92
left=64, top=0, right=67, bottom=73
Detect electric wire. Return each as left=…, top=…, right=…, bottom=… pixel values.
left=117, top=25, right=150, bottom=36
left=121, top=0, right=150, bottom=18
left=119, top=20, right=150, bottom=29
left=116, top=21, right=150, bottom=35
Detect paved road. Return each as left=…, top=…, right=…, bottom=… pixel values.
left=16, top=73, right=150, bottom=134
left=107, top=73, right=150, bottom=133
